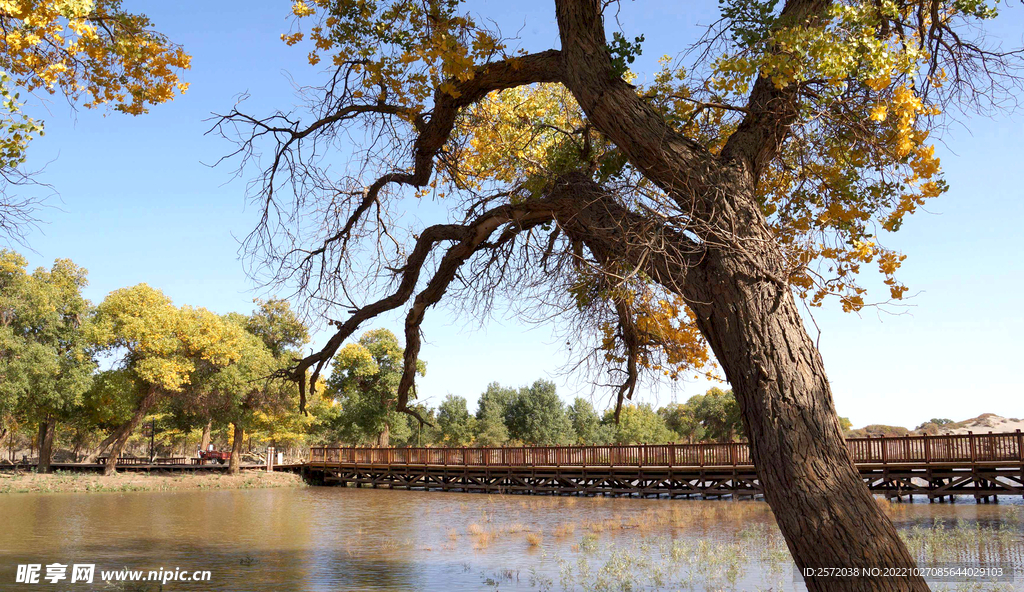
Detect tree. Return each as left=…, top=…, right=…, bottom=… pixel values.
left=435, top=394, right=474, bottom=446
left=503, top=380, right=575, bottom=445
left=474, top=383, right=511, bottom=446
left=323, top=328, right=424, bottom=446
left=212, top=300, right=309, bottom=473
left=220, top=1, right=1021, bottom=587
left=659, top=403, right=706, bottom=443
left=87, top=284, right=242, bottom=474
left=604, top=403, right=675, bottom=444
left=0, top=0, right=190, bottom=244
left=0, top=250, right=94, bottom=471
left=565, top=397, right=602, bottom=442
left=686, top=388, right=744, bottom=442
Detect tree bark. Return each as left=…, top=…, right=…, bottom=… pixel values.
left=376, top=423, right=390, bottom=447
left=37, top=418, right=55, bottom=473
left=228, top=423, right=244, bottom=475
left=688, top=250, right=927, bottom=592
left=200, top=419, right=212, bottom=454
left=104, top=386, right=160, bottom=476
left=545, top=171, right=925, bottom=591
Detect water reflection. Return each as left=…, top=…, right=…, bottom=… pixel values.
left=0, top=487, right=1019, bottom=591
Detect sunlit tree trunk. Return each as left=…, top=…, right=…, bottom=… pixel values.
left=228, top=423, right=244, bottom=475
left=104, top=386, right=160, bottom=476
left=37, top=417, right=55, bottom=473
left=376, top=423, right=390, bottom=447
left=200, top=419, right=212, bottom=454
left=547, top=166, right=926, bottom=592
left=83, top=431, right=119, bottom=464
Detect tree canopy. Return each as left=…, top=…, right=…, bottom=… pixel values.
left=0, top=0, right=190, bottom=243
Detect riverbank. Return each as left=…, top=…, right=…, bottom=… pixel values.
left=0, top=469, right=304, bottom=494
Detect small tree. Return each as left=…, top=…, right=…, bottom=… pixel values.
left=505, top=380, right=575, bottom=445
left=567, top=398, right=611, bottom=444
left=686, top=388, right=744, bottom=442
left=436, top=395, right=475, bottom=446
left=87, top=284, right=242, bottom=474
left=605, top=403, right=674, bottom=444
left=658, top=403, right=707, bottom=444
left=324, top=328, right=425, bottom=446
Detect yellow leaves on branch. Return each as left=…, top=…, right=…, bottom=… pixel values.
left=599, top=290, right=714, bottom=383
left=1, top=0, right=189, bottom=169
left=281, top=0, right=505, bottom=112
left=703, top=1, right=956, bottom=312
left=0, top=0, right=191, bottom=114
left=447, top=84, right=589, bottom=194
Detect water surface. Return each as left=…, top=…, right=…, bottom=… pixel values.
left=0, top=487, right=1020, bottom=591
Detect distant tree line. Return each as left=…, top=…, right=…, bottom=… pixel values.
left=309, top=328, right=749, bottom=448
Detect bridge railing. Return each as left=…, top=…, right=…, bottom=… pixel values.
left=308, top=430, right=1023, bottom=468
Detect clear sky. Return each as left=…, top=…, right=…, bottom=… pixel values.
left=12, top=1, right=1024, bottom=429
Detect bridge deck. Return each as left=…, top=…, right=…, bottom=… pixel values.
left=301, top=431, right=1024, bottom=501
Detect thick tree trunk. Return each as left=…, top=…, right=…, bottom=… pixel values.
left=688, top=252, right=927, bottom=592
left=546, top=172, right=926, bottom=591
left=376, top=423, right=390, bottom=447
left=104, top=386, right=160, bottom=476
left=228, top=424, right=243, bottom=475
left=200, top=419, right=212, bottom=454
left=37, top=418, right=55, bottom=473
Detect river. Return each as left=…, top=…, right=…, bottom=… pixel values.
left=0, top=487, right=1021, bottom=591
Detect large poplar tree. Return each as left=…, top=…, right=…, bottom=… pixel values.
left=216, top=1, right=1021, bottom=590
left=0, top=250, right=93, bottom=471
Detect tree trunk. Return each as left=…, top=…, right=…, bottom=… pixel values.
left=228, top=423, right=243, bottom=475
left=37, top=418, right=55, bottom=473
left=376, top=423, right=390, bottom=447
left=200, top=419, right=212, bottom=454
left=546, top=172, right=926, bottom=591
left=104, top=386, right=160, bottom=476
left=688, top=250, right=928, bottom=592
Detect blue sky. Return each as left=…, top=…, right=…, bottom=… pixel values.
left=12, top=1, right=1024, bottom=428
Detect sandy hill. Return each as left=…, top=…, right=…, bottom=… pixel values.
left=933, top=413, right=1024, bottom=435
left=846, top=413, right=1022, bottom=438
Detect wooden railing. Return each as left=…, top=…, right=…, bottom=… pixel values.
left=309, top=430, right=1024, bottom=468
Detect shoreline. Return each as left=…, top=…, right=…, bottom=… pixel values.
left=0, top=469, right=305, bottom=495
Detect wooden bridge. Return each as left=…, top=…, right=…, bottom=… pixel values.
left=299, top=430, right=1024, bottom=502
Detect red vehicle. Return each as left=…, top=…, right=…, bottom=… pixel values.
left=199, top=450, right=231, bottom=464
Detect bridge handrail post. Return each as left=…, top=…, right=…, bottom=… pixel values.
left=881, top=436, right=887, bottom=465
left=924, top=435, right=931, bottom=464
left=969, top=431, right=976, bottom=463
left=1017, top=429, right=1023, bottom=462
left=730, top=442, right=737, bottom=466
